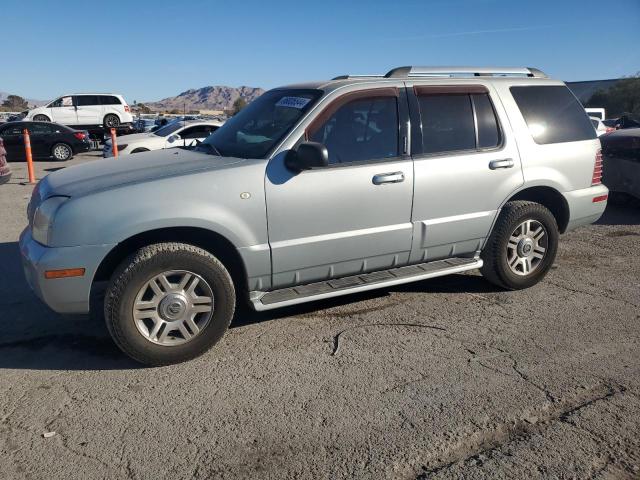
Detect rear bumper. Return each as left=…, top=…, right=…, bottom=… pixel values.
left=19, top=228, right=115, bottom=314
left=564, top=184, right=609, bottom=232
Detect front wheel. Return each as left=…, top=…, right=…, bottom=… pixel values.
left=481, top=201, right=559, bottom=290
left=33, top=114, right=50, bottom=122
left=104, top=243, right=236, bottom=366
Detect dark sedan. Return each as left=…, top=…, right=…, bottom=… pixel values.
left=0, top=138, right=11, bottom=184
left=0, top=121, right=91, bottom=161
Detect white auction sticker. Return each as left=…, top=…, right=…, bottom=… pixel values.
left=276, top=96, right=311, bottom=109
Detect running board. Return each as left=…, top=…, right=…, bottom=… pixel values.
left=250, top=257, right=482, bottom=311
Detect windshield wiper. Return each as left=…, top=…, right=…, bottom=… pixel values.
left=196, top=142, right=222, bottom=156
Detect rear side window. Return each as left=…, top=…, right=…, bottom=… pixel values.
left=75, top=95, right=100, bottom=106
left=510, top=86, right=596, bottom=144
left=100, top=96, right=121, bottom=105
left=417, top=91, right=501, bottom=154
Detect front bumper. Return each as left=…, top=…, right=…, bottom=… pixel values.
left=564, top=184, right=609, bottom=232
left=19, top=228, right=115, bottom=314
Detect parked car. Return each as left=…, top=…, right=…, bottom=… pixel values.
left=133, top=118, right=157, bottom=133
left=0, top=121, right=90, bottom=161
left=0, top=138, right=11, bottom=185
left=103, top=120, right=223, bottom=157
left=590, top=116, right=609, bottom=136
left=20, top=66, right=607, bottom=366
left=601, top=128, right=640, bottom=200
left=23, top=94, right=133, bottom=129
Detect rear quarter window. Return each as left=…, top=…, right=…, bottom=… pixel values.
left=510, top=85, right=596, bottom=144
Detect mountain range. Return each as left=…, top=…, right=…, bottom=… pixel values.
left=145, top=86, right=264, bottom=112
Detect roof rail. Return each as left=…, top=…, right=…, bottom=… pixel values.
left=384, top=66, right=547, bottom=79
left=331, top=74, right=383, bottom=80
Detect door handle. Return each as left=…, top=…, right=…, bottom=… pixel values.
left=372, top=171, right=404, bottom=185
left=489, top=158, right=514, bottom=170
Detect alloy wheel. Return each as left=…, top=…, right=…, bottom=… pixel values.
left=506, top=219, right=548, bottom=276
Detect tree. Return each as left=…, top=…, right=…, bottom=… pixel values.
left=586, top=74, right=640, bottom=118
left=136, top=103, right=152, bottom=114
left=232, top=97, right=247, bottom=115
left=1, top=95, right=28, bottom=111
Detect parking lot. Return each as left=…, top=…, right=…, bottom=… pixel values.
left=1, top=153, right=639, bottom=478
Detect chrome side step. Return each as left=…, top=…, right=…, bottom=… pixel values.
left=250, top=257, right=482, bottom=311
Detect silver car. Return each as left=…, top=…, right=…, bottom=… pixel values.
left=20, top=66, right=608, bottom=365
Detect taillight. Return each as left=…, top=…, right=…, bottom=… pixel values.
left=592, top=149, right=603, bottom=186
left=605, top=127, right=615, bottom=133
left=124, top=105, right=130, bottom=113
left=73, top=132, right=86, bottom=140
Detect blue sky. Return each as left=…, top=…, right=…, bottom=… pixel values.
left=2, top=0, right=639, bottom=103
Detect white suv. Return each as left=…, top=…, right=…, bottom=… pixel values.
left=24, top=93, right=133, bottom=129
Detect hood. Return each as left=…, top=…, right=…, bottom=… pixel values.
left=40, top=148, right=246, bottom=198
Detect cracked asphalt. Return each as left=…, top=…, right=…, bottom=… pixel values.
left=1, top=154, right=639, bottom=479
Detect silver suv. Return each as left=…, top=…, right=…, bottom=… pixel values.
left=20, top=66, right=608, bottom=365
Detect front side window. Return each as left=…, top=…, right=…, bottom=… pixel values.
left=75, top=95, right=100, bottom=106
left=49, top=96, right=72, bottom=108
left=308, top=96, right=399, bottom=164
left=199, top=89, right=322, bottom=159
left=180, top=125, right=213, bottom=139
left=510, top=85, right=596, bottom=144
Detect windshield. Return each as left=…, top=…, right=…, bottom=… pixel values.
left=198, top=89, right=322, bottom=158
left=153, top=122, right=184, bottom=137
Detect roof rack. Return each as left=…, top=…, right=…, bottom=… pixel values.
left=331, top=74, right=383, bottom=80
left=384, top=66, right=547, bottom=79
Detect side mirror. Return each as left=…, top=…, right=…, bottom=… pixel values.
left=167, top=134, right=179, bottom=143
left=285, top=141, right=329, bottom=172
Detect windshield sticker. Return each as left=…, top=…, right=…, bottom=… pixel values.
left=275, top=96, right=311, bottom=109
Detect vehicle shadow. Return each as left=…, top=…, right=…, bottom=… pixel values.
left=596, top=201, right=640, bottom=226
left=0, top=241, right=137, bottom=371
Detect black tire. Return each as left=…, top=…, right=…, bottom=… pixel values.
left=104, top=243, right=236, bottom=366
left=481, top=201, right=559, bottom=290
left=104, top=114, right=120, bottom=128
left=51, top=143, right=73, bottom=161
left=33, top=114, right=50, bottom=122
left=130, top=148, right=150, bottom=154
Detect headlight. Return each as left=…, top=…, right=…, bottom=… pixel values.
left=32, top=196, right=69, bottom=246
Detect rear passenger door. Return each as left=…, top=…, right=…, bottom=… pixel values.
left=407, top=84, right=524, bottom=262
left=75, top=95, right=102, bottom=125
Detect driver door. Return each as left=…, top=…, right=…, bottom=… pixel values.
left=265, top=88, right=414, bottom=288
left=49, top=96, right=78, bottom=125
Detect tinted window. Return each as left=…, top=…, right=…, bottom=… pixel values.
left=591, top=118, right=599, bottom=129
left=75, top=95, right=100, bottom=106
left=510, top=86, right=596, bottom=144
left=418, top=94, right=475, bottom=154
left=0, top=125, right=23, bottom=136
left=100, top=96, right=121, bottom=105
left=200, top=89, right=321, bottom=159
left=309, top=96, right=398, bottom=164
left=29, top=124, right=56, bottom=135
left=473, top=93, right=501, bottom=149
left=180, top=125, right=215, bottom=139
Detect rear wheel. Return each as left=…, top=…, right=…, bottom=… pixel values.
left=104, top=243, right=236, bottom=366
left=33, top=114, right=50, bottom=122
left=51, top=143, right=73, bottom=161
left=104, top=114, right=120, bottom=128
left=481, top=201, right=559, bottom=290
